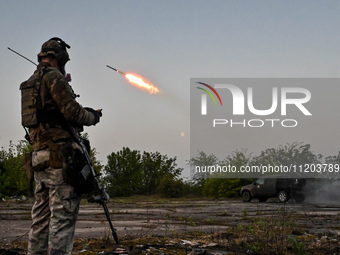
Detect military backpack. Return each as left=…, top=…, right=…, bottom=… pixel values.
left=20, top=68, right=51, bottom=127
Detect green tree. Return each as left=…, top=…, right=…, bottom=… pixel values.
left=323, top=151, right=340, bottom=179
left=325, top=151, right=340, bottom=164
left=142, top=151, right=182, bottom=195
left=253, top=142, right=321, bottom=169
left=0, top=140, right=32, bottom=198
left=188, top=151, right=219, bottom=191
left=202, top=150, right=253, bottom=198
left=103, top=147, right=183, bottom=197
left=104, top=147, right=144, bottom=197
left=157, top=174, right=185, bottom=198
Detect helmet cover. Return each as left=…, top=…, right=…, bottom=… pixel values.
left=37, top=37, right=70, bottom=74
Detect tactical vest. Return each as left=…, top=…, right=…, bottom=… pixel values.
left=20, top=68, right=51, bottom=127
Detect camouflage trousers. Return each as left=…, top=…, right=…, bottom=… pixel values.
left=28, top=165, right=81, bottom=255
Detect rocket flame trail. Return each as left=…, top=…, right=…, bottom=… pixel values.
left=106, top=65, right=159, bottom=94
left=125, top=73, right=159, bottom=94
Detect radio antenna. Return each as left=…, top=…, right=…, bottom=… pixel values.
left=8, top=47, right=37, bottom=66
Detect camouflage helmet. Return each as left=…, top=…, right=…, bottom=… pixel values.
left=37, top=37, right=70, bottom=74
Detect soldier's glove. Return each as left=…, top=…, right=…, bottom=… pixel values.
left=84, top=107, right=102, bottom=125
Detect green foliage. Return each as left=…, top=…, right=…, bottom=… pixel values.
left=104, top=147, right=144, bottom=197
left=0, top=140, right=32, bottom=198
left=1, top=139, right=338, bottom=201
left=187, top=151, right=219, bottom=193
left=289, top=236, right=305, bottom=255
left=157, top=174, right=185, bottom=198
left=190, top=150, right=254, bottom=198
left=202, top=178, right=254, bottom=198
left=142, top=151, right=182, bottom=194
left=252, top=142, right=321, bottom=168
left=103, top=147, right=183, bottom=197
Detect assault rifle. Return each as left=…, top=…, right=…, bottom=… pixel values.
left=69, top=126, right=119, bottom=244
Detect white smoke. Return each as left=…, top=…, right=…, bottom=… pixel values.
left=302, top=179, right=340, bottom=204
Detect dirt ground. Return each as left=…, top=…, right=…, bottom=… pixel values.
left=1, top=197, right=340, bottom=254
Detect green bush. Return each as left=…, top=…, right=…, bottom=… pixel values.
left=157, top=175, right=184, bottom=198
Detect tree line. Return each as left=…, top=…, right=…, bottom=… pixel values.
left=1, top=140, right=339, bottom=200
left=0, top=139, right=188, bottom=199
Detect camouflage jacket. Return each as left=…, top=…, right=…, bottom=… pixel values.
left=27, top=62, right=96, bottom=150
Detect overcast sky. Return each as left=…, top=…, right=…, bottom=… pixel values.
left=1, top=0, right=340, bottom=177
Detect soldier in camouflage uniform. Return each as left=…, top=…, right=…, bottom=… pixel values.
left=22, top=37, right=102, bottom=255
